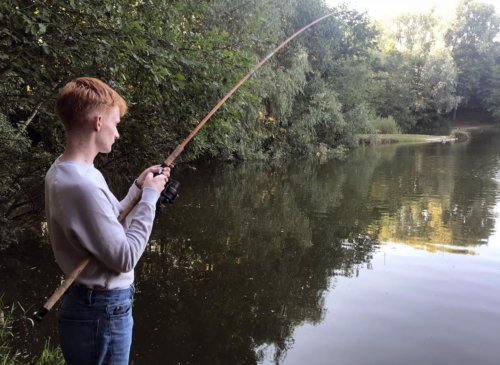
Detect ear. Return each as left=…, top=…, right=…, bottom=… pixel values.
left=93, top=115, right=102, bottom=132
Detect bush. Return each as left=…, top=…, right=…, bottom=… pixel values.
left=450, top=128, right=471, bottom=142
left=371, top=116, right=400, bottom=134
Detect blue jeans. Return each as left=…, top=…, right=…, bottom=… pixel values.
left=58, top=284, right=134, bottom=365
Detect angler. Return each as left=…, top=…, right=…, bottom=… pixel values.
left=43, top=77, right=170, bottom=364
left=34, top=12, right=335, bottom=365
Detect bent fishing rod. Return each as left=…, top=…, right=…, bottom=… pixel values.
left=33, top=12, right=335, bottom=322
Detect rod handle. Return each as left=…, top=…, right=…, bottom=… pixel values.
left=32, top=257, right=91, bottom=322
left=164, top=145, right=184, bottom=167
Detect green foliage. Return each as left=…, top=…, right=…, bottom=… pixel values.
left=445, top=0, right=500, bottom=108
left=0, top=113, right=49, bottom=247
left=35, top=339, right=65, bottom=365
left=391, top=11, right=438, bottom=54
left=481, top=59, right=500, bottom=119
left=194, top=0, right=379, bottom=159
left=450, top=128, right=471, bottom=142
left=371, top=50, right=417, bottom=132
left=292, top=79, right=345, bottom=154
left=372, top=116, right=401, bottom=134
left=373, top=9, right=463, bottom=132
left=420, top=50, right=460, bottom=114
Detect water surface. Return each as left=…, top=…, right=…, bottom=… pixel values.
left=135, top=129, right=500, bottom=364
left=2, top=129, right=500, bottom=364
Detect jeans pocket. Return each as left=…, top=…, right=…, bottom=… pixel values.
left=106, top=299, right=132, bottom=317
left=59, top=317, right=99, bottom=365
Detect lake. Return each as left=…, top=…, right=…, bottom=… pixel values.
left=2, top=128, right=500, bottom=364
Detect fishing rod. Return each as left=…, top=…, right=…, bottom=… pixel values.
left=32, top=12, right=335, bottom=322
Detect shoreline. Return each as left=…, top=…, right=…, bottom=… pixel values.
left=358, top=124, right=498, bottom=146
left=358, top=134, right=457, bottom=146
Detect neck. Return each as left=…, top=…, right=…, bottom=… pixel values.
left=60, top=133, right=98, bottom=164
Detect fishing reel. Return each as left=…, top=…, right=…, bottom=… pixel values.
left=155, top=164, right=180, bottom=213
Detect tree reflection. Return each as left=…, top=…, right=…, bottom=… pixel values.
left=132, top=132, right=500, bottom=364
left=134, top=161, right=378, bottom=364
left=366, top=137, right=499, bottom=250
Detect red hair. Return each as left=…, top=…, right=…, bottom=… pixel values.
left=56, top=77, right=127, bottom=129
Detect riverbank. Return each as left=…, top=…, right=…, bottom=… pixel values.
left=0, top=297, right=64, bottom=364
left=358, top=124, right=499, bottom=146
left=358, top=134, right=457, bottom=145
left=0, top=241, right=63, bottom=364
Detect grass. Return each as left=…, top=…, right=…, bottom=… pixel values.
left=0, top=298, right=65, bottom=365
left=0, top=303, right=19, bottom=365
left=36, top=340, right=65, bottom=365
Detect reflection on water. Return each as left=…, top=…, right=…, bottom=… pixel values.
left=2, top=131, right=500, bottom=364
left=131, top=130, right=500, bottom=364
left=365, top=134, right=500, bottom=254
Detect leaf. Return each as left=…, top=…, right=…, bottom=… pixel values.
left=180, top=58, right=195, bottom=67
left=38, top=23, right=47, bottom=34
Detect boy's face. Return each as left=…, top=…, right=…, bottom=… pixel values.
left=96, top=106, right=121, bottom=153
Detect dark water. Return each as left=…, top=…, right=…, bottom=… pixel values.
left=2, top=129, right=500, bottom=364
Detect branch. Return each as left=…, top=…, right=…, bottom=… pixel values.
left=18, top=103, right=42, bottom=135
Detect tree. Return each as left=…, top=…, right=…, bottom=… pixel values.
left=481, top=46, right=500, bottom=119
left=371, top=49, right=418, bottom=132
left=445, top=0, right=500, bottom=109
left=419, top=50, right=460, bottom=115
left=392, top=11, right=438, bottom=54
left=373, top=10, right=462, bottom=131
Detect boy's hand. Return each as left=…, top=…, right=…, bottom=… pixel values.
left=143, top=172, right=168, bottom=193
left=136, top=165, right=171, bottom=189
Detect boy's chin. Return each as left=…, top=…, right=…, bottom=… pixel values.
left=100, top=147, right=113, bottom=154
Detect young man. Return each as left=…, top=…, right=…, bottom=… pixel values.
left=45, top=77, right=169, bottom=364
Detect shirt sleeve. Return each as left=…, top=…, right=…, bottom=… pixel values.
left=65, top=182, right=160, bottom=273
left=119, top=181, right=142, bottom=212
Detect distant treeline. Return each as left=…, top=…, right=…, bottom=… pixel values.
left=1, top=0, right=499, bottom=243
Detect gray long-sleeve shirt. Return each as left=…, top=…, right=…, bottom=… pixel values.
left=45, top=158, right=160, bottom=289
